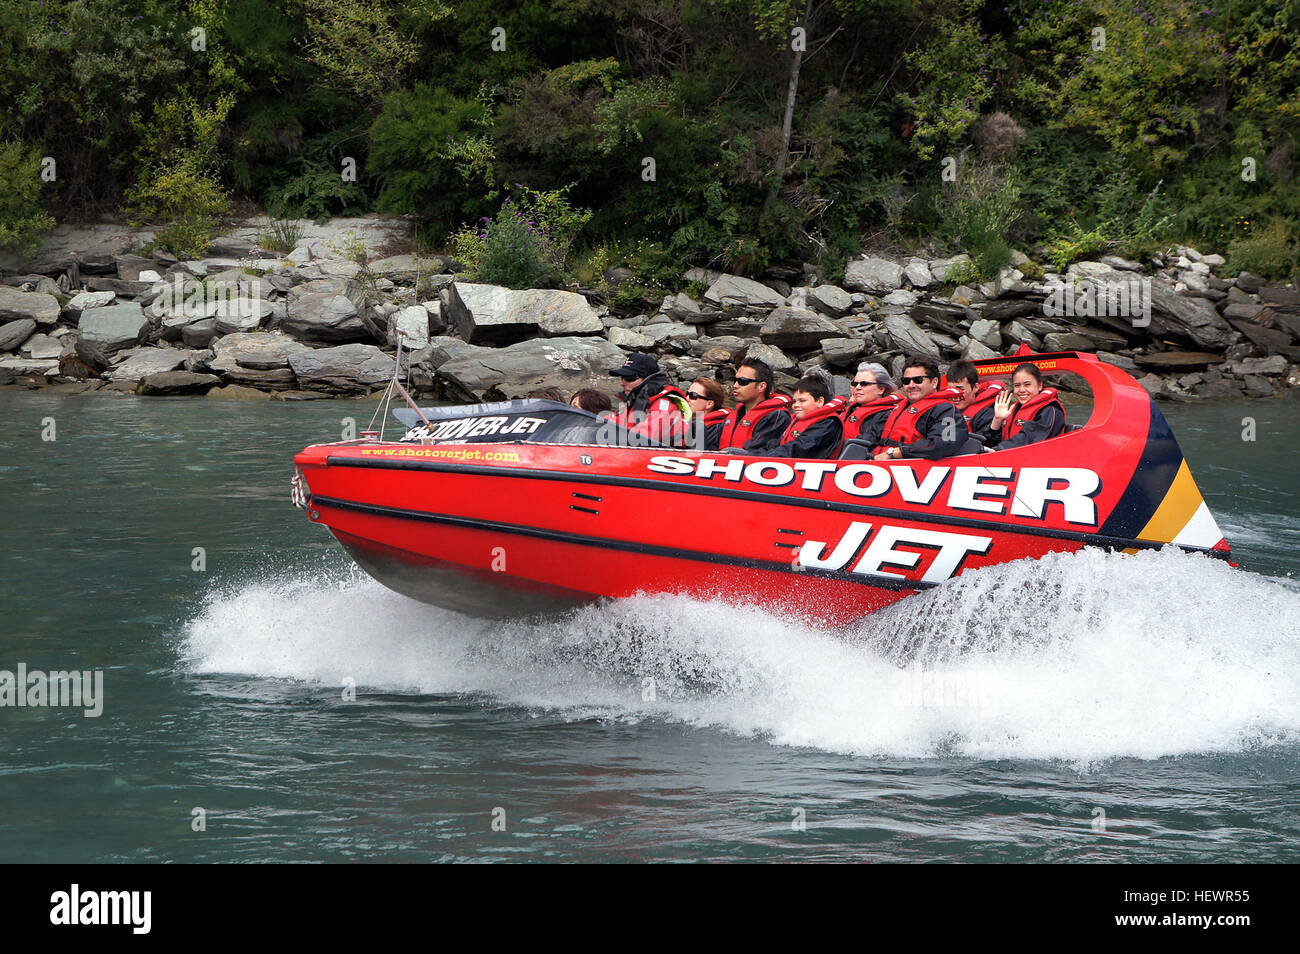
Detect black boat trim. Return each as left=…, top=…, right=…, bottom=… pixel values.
left=309, top=495, right=935, bottom=592
left=325, top=456, right=1230, bottom=560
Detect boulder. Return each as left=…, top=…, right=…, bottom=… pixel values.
left=210, top=332, right=312, bottom=388
left=1229, top=354, right=1288, bottom=376
left=180, top=320, right=219, bottom=349
left=0, top=318, right=37, bottom=352
left=740, top=342, right=796, bottom=372
left=1043, top=332, right=1095, bottom=352
left=411, top=335, right=481, bottom=371
left=77, top=303, right=148, bottom=354
left=0, top=286, right=60, bottom=327
left=1259, top=285, right=1300, bottom=313
left=106, top=347, right=189, bottom=382
left=0, top=356, right=59, bottom=377
left=213, top=298, right=274, bottom=336
left=281, top=278, right=371, bottom=343
left=928, top=254, right=972, bottom=283
left=368, top=254, right=428, bottom=283
left=1228, top=318, right=1292, bottom=351
left=1233, top=273, right=1265, bottom=294
left=968, top=318, right=1002, bottom=350
left=608, top=326, right=656, bottom=350
left=882, top=313, right=941, bottom=361
left=804, top=284, right=853, bottom=317
left=1096, top=351, right=1138, bottom=373
left=389, top=305, right=431, bottom=350
left=436, top=336, right=630, bottom=401
left=133, top=370, right=220, bottom=395
left=440, top=283, right=602, bottom=344
left=903, top=259, right=933, bottom=288
left=1149, top=280, right=1234, bottom=349
left=961, top=338, right=999, bottom=360
left=205, top=383, right=272, bottom=400
left=843, top=257, right=905, bottom=293
left=664, top=293, right=707, bottom=323
left=820, top=337, right=866, bottom=368
left=703, top=274, right=786, bottom=309
left=63, top=290, right=116, bottom=320
left=288, top=343, right=394, bottom=393
left=21, top=333, right=62, bottom=359
left=882, top=288, right=922, bottom=307
left=1221, top=302, right=1265, bottom=322
left=759, top=306, right=841, bottom=349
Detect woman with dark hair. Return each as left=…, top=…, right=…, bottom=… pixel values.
left=570, top=388, right=613, bottom=415
left=685, top=377, right=728, bottom=450
left=982, top=362, right=1066, bottom=450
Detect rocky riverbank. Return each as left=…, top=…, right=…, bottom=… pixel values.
left=2, top=219, right=1298, bottom=404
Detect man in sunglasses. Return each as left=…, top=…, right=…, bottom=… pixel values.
left=716, top=358, right=792, bottom=453
left=871, top=356, right=969, bottom=460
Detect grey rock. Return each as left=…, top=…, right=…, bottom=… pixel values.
left=703, top=274, right=786, bottom=309
left=0, top=356, right=59, bottom=376
left=440, top=283, right=602, bottom=344
left=962, top=338, right=999, bottom=360
left=684, top=267, right=724, bottom=286
left=180, top=320, right=219, bottom=349
left=904, top=259, right=933, bottom=288
left=1242, top=374, right=1275, bottom=397
left=21, top=333, right=62, bottom=359
left=1097, top=352, right=1138, bottom=373
left=803, top=284, right=853, bottom=317
left=389, top=305, right=431, bottom=350
left=1149, top=280, right=1234, bottom=349
left=1230, top=355, right=1288, bottom=376
left=136, top=370, right=221, bottom=395
left=882, top=288, right=922, bottom=307
left=1221, top=302, right=1265, bottom=321
left=968, top=318, right=1002, bottom=349
left=639, top=321, right=698, bottom=346
left=213, top=298, right=273, bottom=336
left=741, top=342, right=796, bottom=372
left=436, top=336, right=629, bottom=401
left=928, top=254, right=972, bottom=283
left=1044, top=332, right=1095, bottom=352
left=0, top=286, right=60, bottom=327
left=664, top=292, right=706, bottom=323
left=1234, top=273, right=1265, bottom=294
left=820, top=337, right=866, bottom=368
left=288, top=343, right=394, bottom=393
left=282, top=279, right=371, bottom=343
left=759, top=306, right=841, bottom=349
left=1003, top=320, right=1042, bottom=350
left=210, top=332, right=312, bottom=388
left=64, top=291, right=117, bottom=319
left=77, top=303, right=148, bottom=354
left=106, top=347, right=189, bottom=382
left=844, top=257, right=905, bottom=293
left=608, top=326, right=656, bottom=350
left=1099, top=255, right=1143, bottom=271
left=84, top=276, right=153, bottom=298
left=368, top=254, right=430, bottom=283
left=1201, top=253, right=1227, bottom=268
left=882, top=313, right=941, bottom=361
left=0, top=319, right=38, bottom=352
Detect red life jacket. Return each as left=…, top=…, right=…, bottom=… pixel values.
left=717, top=394, right=792, bottom=449
left=960, top=381, right=1006, bottom=425
left=1001, top=387, right=1063, bottom=440
left=826, top=395, right=847, bottom=412
left=840, top=393, right=902, bottom=442
left=778, top=402, right=844, bottom=445
left=616, top=384, right=692, bottom=445
left=702, top=408, right=729, bottom=428
left=875, top=387, right=963, bottom=449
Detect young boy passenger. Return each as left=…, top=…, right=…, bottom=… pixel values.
left=767, top=375, right=844, bottom=458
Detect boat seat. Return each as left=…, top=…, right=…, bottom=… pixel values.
left=838, top=439, right=874, bottom=460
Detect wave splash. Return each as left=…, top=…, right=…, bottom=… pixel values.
left=179, top=548, right=1300, bottom=763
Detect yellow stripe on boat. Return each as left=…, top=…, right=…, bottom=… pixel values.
left=1137, top=459, right=1222, bottom=547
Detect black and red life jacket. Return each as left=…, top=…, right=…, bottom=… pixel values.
left=960, top=381, right=1006, bottom=425
left=615, top=383, right=692, bottom=444
left=840, top=393, right=902, bottom=443
left=778, top=402, right=844, bottom=445
left=1001, top=387, right=1064, bottom=440
left=717, top=394, right=792, bottom=449
left=875, top=387, right=963, bottom=448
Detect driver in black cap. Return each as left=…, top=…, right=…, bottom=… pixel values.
left=609, top=353, right=691, bottom=446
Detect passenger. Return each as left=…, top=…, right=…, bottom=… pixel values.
left=945, top=359, right=1006, bottom=440
left=717, top=358, right=792, bottom=453
left=841, top=361, right=902, bottom=451
left=872, top=356, right=969, bottom=461
left=529, top=386, right=566, bottom=402
left=685, top=377, right=729, bottom=450
left=768, top=374, right=844, bottom=459
left=983, top=362, right=1066, bottom=450
left=570, top=388, right=613, bottom=416
left=608, top=353, right=691, bottom=446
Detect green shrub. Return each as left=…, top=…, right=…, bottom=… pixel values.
left=148, top=216, right=219, bottom=260
left=255, top=217, right=306, bottom=254
left=1227, top=220, right=1298, bottom=281
left=469, top=203, right=561, bottom=289
left=0, top=141, right=54, bottom=254
left=934, top=164, right=1023, bottom=279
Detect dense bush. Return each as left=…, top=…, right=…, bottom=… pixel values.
left=0, top=142, right=55, bottom=253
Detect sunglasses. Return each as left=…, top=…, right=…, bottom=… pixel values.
left=850, top=379, right=878, bottom=387
left=733, top=376, right=757, bottom=386
left=901, top=375, right=933, bottom=385
left=686, top=391, right=709, bottom=401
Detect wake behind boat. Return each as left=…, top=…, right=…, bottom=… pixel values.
left=291, top=349, right=1231, bottom=626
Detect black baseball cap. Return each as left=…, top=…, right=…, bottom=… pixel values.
left=609, top=353, right=659, bottom=380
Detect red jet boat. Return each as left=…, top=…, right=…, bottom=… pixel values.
left=292, top=348, right=1230, bottom=626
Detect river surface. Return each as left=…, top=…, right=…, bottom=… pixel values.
left=1, top=391, right=1297, bottom=862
